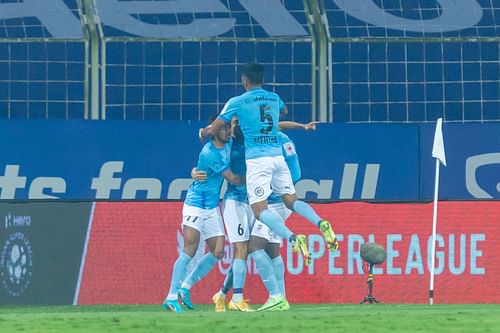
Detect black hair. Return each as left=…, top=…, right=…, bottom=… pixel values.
left=242, top=63, right=264, bottom=85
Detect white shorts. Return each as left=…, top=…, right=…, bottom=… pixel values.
left=251, top=203, right=292, bottom=244
left=246, top=156, right=295, bottom=205
left=222, top=199, right=255, bottom=243
left=181, top=204, right=225, bottom=240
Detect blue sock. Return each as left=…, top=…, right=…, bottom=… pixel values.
left=259, top=209, right=293, bottom=241
left=232, top=259, right=247, bottom=299
left=221, top=265, right=233, bottom=294
left=272, top=255, right=286, bottom=298
left=251, top=249, right=280, bottom=296
left=166, top=252, right=192, bottom=301
left=293, top=200, right=322, bottom=227
left=181, top=252, right=219, bottom=289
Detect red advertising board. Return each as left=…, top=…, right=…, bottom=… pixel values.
left=77, top=201, right=499, bottom=304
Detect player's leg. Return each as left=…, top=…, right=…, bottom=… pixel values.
left=163, top=214, right=201, bottom=312
left=218, top=199, right=253, bottom=311
left=212, top=200, right=235, bottom=311
left=249, top=217, right=287, bottom=312
left=232, top=242, right=249, bottom=300
left=179, top=208, right=225, bottom=310
left=266, top=243, right=289, bottom=310
left=275, top=155, right=338, bottom=251
left=248, top=236, right=284, bottom=311
left=212, top=265, right=232, bottom=312
left=255, top=202, right=290, bottom=310
left=269, top=156, right=312, bottom=262
left=221, top=266, right=233, bottom=293
left=265, top=203, right=291, bottom=309
left=225, top=241, right=253, bottom=311
left=179, top=234, right=224, bottom=310
left=246, top=157, right=298, bottom=244
left=282, top=192, right=339, bottom=251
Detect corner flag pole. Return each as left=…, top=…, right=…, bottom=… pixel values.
left=429, top=157, right=440, bottom=305
left=429, top=118, right=446, bottom=305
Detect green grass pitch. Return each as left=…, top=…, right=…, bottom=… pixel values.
left=1, top=304, right=499, bottom=332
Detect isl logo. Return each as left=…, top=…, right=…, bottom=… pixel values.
left=1, top=232, right=33, bottom=296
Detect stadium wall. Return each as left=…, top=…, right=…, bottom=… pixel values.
left=1, top=201, right=498, bottom=305
left=0, top=121, right=498, bottom=201
left=0, top=121, right=498, bottom=304
left=79, top=201, right=500, bottom=305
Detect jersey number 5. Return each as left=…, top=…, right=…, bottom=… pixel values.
left=259, top=104, right=273, bottom=134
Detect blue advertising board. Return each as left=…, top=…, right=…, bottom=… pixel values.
left=286, top=123, right=419, bottom=200
left=0, top=121, right=498, bottom=201
left=0, top=121, right=198, bottom=200
left=420, top=123, right=500, bottom=200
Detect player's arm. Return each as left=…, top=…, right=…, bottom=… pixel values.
left=287, top=156, right=302, bottom=183
left=279, top=121, right=319, bottom=131
left=221, top=169, right=245, bottom=185
left=200, top=98, right=237, bottom=139
left=190, top=167, right=207, bottom=182
left=203, top=148, right=243, bottom=185
left=199, top=118, right=227, bottom=140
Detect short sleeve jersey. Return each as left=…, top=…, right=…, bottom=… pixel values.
left=223, top=138, right=248, bottom=202
left=184, top=140, right=231, bottom=209
left=268, top=132, right=302, bottom=205
left=218, top=88, right=286, bottom=159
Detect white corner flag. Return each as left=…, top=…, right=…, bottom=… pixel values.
left=429, top=118, right=446, bottom=305
left=432, top=118, right=447, bottom=167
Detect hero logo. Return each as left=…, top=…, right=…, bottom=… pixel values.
left=1, top=232, right=33, bottom=297
left=4, top=213, right=31, bottom=229
left=0, top=161, right=380, bottom=200
left=0, top=0, right=484, bottom=38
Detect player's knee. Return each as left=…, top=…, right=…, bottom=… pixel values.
left=183, top=244, right=198, bottom=257
left=211, top=248, right=225, bottom=260
left=265, top=245, right=280, bottom=259
left=233, top=243, right=248, bottom=259
left=248, top=236, right=266, bottom=254
left=283, top=194, right=297, bottom=210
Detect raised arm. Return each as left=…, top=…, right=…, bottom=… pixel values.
left=199, top=118, right=227, bottom=140
left=278, top=121, right=319, bottom=131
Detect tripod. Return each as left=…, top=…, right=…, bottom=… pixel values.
left=360, top=263, right=380, bottom=304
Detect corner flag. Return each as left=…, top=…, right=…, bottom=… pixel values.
left=432, top=118, right=447, bottom=166
left=429, top=118, right=446, bottom=305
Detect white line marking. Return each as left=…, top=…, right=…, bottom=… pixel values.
left=73, top=202, right=96, bottom=305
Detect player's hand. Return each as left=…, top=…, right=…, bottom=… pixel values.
left=191, top=167, right=207, bottom=181
left=198, top=125, right=212, bottom=141
left=304, top=121, right=319, bottom=131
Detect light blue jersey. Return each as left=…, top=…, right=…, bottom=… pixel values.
left=268, top=132, right=301, bottom=205
left=218, top=88, right=286, bottom=159
left=224, top=138, right=248, bottom=202
left=184, top=140, right=231, bottom=210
